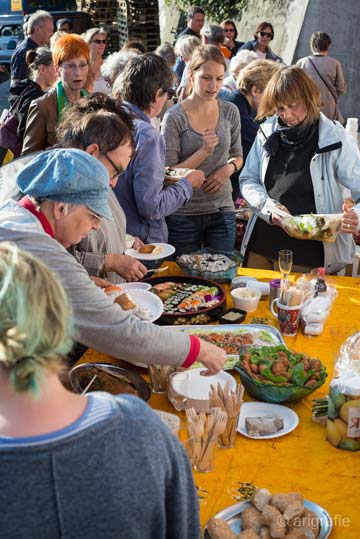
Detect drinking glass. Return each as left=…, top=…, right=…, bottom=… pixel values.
left=278, top=249, right=293, bottom=296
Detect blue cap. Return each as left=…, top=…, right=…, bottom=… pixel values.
left=16, top=148, right=112, bottom=220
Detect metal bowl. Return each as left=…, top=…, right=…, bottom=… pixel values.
left=69, top=362, right=151, bottom=402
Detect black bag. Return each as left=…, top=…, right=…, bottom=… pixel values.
left=0, top=105, right=22, bottom=158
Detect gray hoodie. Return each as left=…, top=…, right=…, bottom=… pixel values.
left=0, top=199, right=190, bottom=366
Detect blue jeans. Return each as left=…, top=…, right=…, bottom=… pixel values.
left=166, top=211, right=236, bottom=256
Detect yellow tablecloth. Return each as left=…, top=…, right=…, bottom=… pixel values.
left=81, top=264, right=360, bottom=537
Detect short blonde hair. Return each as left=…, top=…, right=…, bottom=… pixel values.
left=237, top=59, right=281, bottom=95
left=257, top=65, right=321, bottom=124
left=174, top=35, right=201, bottom=60
left=0, top=243, right=73, bottom=393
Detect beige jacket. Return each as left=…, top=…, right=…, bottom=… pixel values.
left=296, top=54, right=347, bottom=123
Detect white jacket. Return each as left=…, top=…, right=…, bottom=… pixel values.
left=239, top=113, right=360, bottom=273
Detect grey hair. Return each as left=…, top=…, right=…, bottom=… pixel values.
left=101, top=50, right=138, bottom=86
left=200, top=24, right=225, bottom=47
left=27, top=10, right=53, bottom=34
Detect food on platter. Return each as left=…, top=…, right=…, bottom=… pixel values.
left=178, top=252, right=237, bottom=273
left=151, top=282, right=223, bottom=314
left=76, top=367, right=140, bottom=396
left=138, top=244, right=163, bottom=254
left=115, top=292, right=136, bottom=310
left=205, top=488, right=323, bottom=539
left=282, top=213, right=342, bottom=243
left=174, top=313, right=212, bottom=325
left=238, top=345, right=327, bottom=388
left=245, top=415, right=284, bottom=437
left=180, top=326, right=281, bottom=370
left=189, top=329, right=277, bottom=355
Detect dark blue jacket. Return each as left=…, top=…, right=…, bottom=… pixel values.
left=239, top=40, right=283, bottom=63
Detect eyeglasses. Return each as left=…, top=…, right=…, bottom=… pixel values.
left=103, top=152, right=124, bottom=180
left=259, top=31, right=273, bottom=38
left=163, top=88, right=176, bottom=100
left=92, top=39, right=107, bottom=45
left=61, top=62, right=88, bottom=71
left=224, top=28, right=235, bottom=33
left=87, top=207, right=102, bottom=222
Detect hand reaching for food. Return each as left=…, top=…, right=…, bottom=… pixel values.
left=105, top=253, right=147, bottom=281
left=196, top=339, right=227, bottom=375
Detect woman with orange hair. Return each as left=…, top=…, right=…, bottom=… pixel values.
left=22, top=34, right=89, bottom=154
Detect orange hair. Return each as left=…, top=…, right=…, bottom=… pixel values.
left=52, top=33, right=90, bottom=66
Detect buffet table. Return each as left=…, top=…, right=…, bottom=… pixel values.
left=81, top=264, right=360, bottom=538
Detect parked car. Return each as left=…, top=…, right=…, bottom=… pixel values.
left=0, top=0, right=93, bottom=70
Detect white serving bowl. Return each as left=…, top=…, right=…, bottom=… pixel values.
left=119, top=282, right=151, bottom=292
left=231, top=286, right=261, bottom=313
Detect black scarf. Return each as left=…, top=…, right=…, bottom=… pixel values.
left=263, top=118, right=318, bottom=157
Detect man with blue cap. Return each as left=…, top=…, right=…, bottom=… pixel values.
left=0, top=148, right=226, bottom=372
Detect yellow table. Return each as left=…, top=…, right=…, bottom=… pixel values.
left=82, top=264, right=360, bottom=537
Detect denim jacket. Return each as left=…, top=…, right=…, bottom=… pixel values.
left=113, top=102, right=192, bottom=243
left=239, top=113, right=360, bottom=273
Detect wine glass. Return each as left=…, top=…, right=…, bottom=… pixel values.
left=278, top=249, right=293, bottom=298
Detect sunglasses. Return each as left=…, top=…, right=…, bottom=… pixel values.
left=163, top=88, right=176, bottom=100
left=103, top=152, right=123, bottom=179
left=92, top=38, right=107, bottom=44
left=224, top=28, right=235, bottom=33
left=259, top=31, right=273, bottom=38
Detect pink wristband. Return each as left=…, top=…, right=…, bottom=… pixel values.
left=181, top=336, right=201, bottom=368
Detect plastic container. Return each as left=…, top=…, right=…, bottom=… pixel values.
left=231, top=287, right=261, bottom=313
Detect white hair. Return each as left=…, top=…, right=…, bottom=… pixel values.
left=231, top=50, right=258, bottom=73
left=101, top=50, right=138, bottom=86
left=27, top=10, right=53, bottom=34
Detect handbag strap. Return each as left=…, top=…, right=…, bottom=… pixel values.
left=307, top=56, right=338, bottom=103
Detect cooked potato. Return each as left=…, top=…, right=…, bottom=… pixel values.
left=206, top=517, right=238, bottom=539
left=241, top=506, right=263, bottom=533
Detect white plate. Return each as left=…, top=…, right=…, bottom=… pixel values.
left=237, top=402, right=299, bottom=439
left=117, top=282, right=151, bottom=292
left=125, top=243, right=175, bottom=261
left=171, top=368, right=236, bottom=400
left=118, top=289, right=163, bottom=323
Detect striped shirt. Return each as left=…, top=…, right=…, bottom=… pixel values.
left=0, top=392, right=116, bottom=449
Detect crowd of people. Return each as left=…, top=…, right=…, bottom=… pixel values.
left=0, top=4, right=359, bottom=537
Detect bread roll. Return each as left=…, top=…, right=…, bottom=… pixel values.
left=115, top=293, right=136, bottom=310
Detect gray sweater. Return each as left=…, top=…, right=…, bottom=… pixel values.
left=161, top=100, right=242, bottom=215
left=0, top=394, right=200, bottom=539
left=0, top=200, right=191, bottom=367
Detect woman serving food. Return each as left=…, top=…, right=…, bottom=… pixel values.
left=239, top=66, right=360, bottom=274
